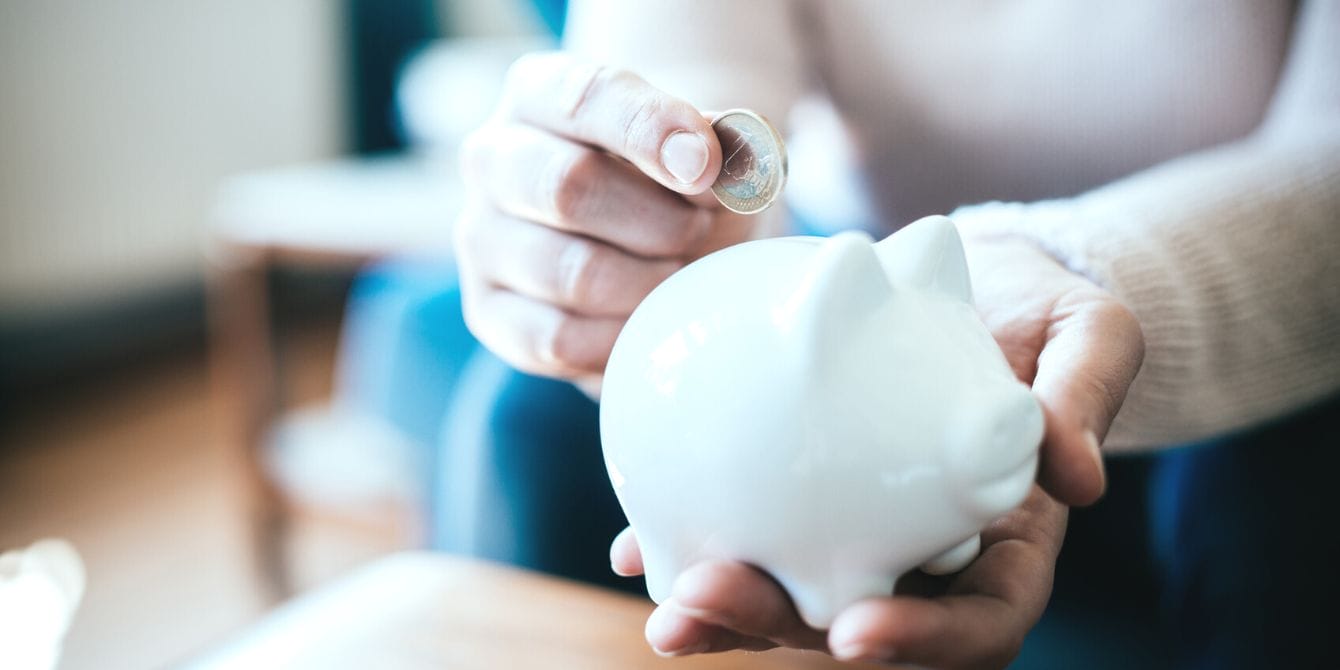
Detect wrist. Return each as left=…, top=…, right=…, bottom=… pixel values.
left=950, top=199, right=1152, bottom=311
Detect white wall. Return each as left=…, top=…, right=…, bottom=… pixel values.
left=0, top=0, right=344, bottom=317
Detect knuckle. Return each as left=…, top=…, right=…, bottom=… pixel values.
left=584, top=66, right=662, bottom=155
left=595, top=66, right=640, bottom=91
left=452, top=209, right=485, bottom=257
left=459, top=286, right=541, bottom=377
left=545, top=313, right=585, bottom=369
left=1108, top=301, right=1146, bottom=357
left=564, top=62, right=610, bottom=119
left=605, top=67, right=651, bottom=103
left=457, top=282, right=488, bottom=340
left=617, top=90, right=666, bottom=158
left=458, top=128, right=490, bottom=183
left=667, top=207, right=712, bottom=254
left=556, top=237, right=600, bottom=305
left=503, top=51, right=549, bottom=92
left=548, top=149, right=601, bottom=223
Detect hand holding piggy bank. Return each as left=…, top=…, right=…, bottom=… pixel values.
left=600, top=216, right=1043, bottom=628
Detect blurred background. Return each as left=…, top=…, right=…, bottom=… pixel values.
left=0, top=1, right=561, bottom=667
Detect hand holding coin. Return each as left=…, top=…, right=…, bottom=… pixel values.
left=457, top=52, right=785, bottom=387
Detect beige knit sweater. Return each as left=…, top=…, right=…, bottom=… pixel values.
left=952, top=131, right=1340, bottom=448
left=567, top=0, right=1340, bottom=450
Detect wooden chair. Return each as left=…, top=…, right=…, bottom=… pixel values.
left=206, top=154, right=461, bottom=598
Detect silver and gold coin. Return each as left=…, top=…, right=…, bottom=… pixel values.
left=710, top=109, right=787, bottom=215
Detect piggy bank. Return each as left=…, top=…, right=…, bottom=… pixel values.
left=599, top=216, right=1043, bottom=628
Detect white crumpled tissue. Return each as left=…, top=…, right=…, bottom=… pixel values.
left=0, top=540, right=85, bottom=670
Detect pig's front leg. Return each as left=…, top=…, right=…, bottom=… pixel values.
left=919, top=534, right=981, bottom=575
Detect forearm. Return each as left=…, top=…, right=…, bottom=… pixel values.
left=954, top=129, right=1340, bottom=449
left=957, top=0, right=1340, bottom=449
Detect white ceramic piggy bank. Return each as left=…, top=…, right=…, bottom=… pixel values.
left=600, top=216, right=1043, bottom=628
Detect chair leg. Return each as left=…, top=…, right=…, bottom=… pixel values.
left=251, top=481, right=293, bottom=601
left=207, top=243, right=291, bottom=602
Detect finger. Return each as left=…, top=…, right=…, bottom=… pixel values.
left=668, top=560, right=828, bottom=651
left=610, top=527, right=643, bottom=577
left=501, top=51, right=722, bottom=193
left=1038, top=402, right=1107, bottom=508
left=462, top=123, right=712, bottom=257
left=645, top=602, right=776, bottom=657
left=573, top=375, right=604, bottom=399
left=978, top=485, right=1068, bottom=554
left=954, top=488, right=1066, bottom=603
left=460, top=281, right=623, bottom=378
left=645, top=603, right=704, bottom=656
left=828, top=596, right=1019, bottom=668
left=1032, top=297, right=1145, bottom=506
left=459, top=207, right=681, bottom=316
left=830, top=489, right=1064, bottom=666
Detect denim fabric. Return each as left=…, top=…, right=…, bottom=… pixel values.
left=433, top=353, right=634, bottom=593
left=338, top=261, right=473, bottom=450
left=1015, top=395, right=1340, bottom=669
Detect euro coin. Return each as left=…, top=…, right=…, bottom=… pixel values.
left=710, top=109, right=787, bottom=214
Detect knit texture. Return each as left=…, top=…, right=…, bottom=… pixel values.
left=952, top=132, right=1340, bottom=449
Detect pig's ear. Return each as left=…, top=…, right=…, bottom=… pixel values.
left=782, top=231, right=891, bottom=346
left=873, top=215, right=973, bottom=304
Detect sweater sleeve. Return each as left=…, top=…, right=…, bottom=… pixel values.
left=952, top=134, right=1340, bottom=450
left=949, top=1, right=1340, bottom=450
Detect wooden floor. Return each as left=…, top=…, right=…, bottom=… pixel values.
left=0, top=320, right=384, bottom=670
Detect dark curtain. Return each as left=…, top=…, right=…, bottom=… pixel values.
left=345, top=0, right=441, bottom=153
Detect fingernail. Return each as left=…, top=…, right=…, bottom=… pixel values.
left=1084, top=430, right=1103, bottom=463
left=1085, top=430, right=1108, bottom=493
left=652, top=641, right=709, bottom=658
left=670, top=601, right=732, bottom=628
left=832, top=642, right=896, bottom=662
left=661, top=131, right=709, bottom=184
left=646, top=603, right=698, bottom=656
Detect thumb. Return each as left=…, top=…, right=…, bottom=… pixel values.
left=610, top=526, right=644, bottom=577
left=1030, top=298, right=1144, bottom=506
left=503, top=51, right=722, bottom=195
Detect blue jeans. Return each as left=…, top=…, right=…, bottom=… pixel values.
left=1019, top=396, right=1339, bottom=669
left=341, top=263, right=634, bottom=591
left=344, top=263, right=1338, bottom=667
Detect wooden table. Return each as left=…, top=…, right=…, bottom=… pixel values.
left=187, top=552, right=877, bottom=669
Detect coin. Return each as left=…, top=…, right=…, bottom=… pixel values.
left=710, top=109, right=787, bottom=215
